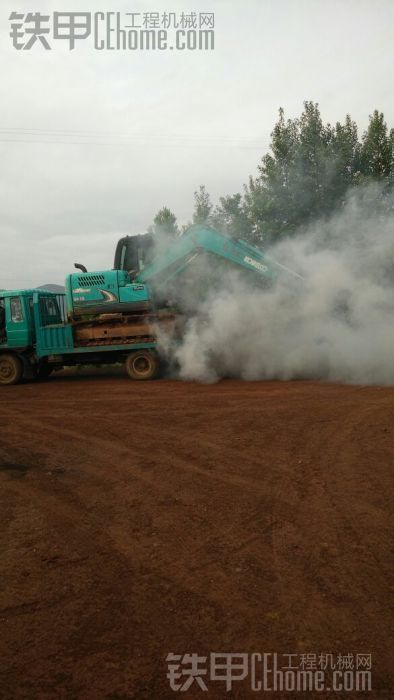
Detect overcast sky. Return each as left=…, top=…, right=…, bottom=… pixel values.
left=1, top=0, right=394, bottom=287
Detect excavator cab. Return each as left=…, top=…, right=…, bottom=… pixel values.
left=114, top=234, right=155, bottom=278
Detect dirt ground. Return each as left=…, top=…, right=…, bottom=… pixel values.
left=0, top=372, right=393, bottom=699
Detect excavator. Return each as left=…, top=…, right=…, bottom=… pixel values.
left=67, top=224, right=278, bottom=319
left=0, top=225, right=291, bottom=385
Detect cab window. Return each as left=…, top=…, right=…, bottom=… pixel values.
left=10, top=297, right=23, bottom=323
left=46, top=299, right=57, bottom=317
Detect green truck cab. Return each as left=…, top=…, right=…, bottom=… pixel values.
left=0, top=289, right=44, bottom=351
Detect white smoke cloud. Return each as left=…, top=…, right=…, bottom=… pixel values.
left=172, top=186, right=394, bottom=385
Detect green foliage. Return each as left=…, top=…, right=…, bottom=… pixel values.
left=244, top=102, right=365, bottom=244
left=193, top=185, right=213, bottom=225
left=360, top=110, right=394, bottom=182
left=150, top=207, right=179, bottom=236
left=149, top=103, right=394, bottom=248
left=211, top=193, right=252, bottom=239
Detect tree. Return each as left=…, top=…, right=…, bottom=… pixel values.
left=328, top=115, right=361, bottom=201
left=212, top=193, right=252, bottom=239
left=258, top=102, right=340, bottom=236
left=193, top=185, right=213, bottom=225
left=360, top=110, right=394, bottom=182
left=162, top=104, right=394, bottom=249
left=243, top=102, right=372, bottom=244
left=150, top=207, right=179, bottom=236
left=244, top=105, right=301, bottom=243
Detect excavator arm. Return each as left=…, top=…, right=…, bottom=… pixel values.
left=115, top=225, right=278, bottom=287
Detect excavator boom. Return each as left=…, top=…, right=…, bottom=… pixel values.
left=115, top=224, right=278, bottom=288
left=135, top=225, right=277, bottom=285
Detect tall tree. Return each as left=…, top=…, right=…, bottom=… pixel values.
left=244, top=102, right=371, bottom=244
left=328, top=115, right=361, bottom=200
left=360, top=110, right=394, bottom=182
left=193, top=185, right=213, bottom=225
left=151, top=206, right=179, bottom=236
left=246, top=105, right=301, bottom=242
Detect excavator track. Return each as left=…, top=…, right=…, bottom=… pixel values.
left=73, top=312, right=179, bottom=347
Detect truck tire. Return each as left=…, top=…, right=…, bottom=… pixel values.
left=125, top=350, right=158, bottom=380
left=0, top=354, right=23, bottom=386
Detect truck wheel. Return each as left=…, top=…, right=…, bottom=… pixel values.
left=0, top=354, right=23, bottom=386
left=125, top=350, right=158, bottom=380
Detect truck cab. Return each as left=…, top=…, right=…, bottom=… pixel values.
left=0, top=290, right=64, bottom=385
left=0, top=291, right=36, bottom=350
